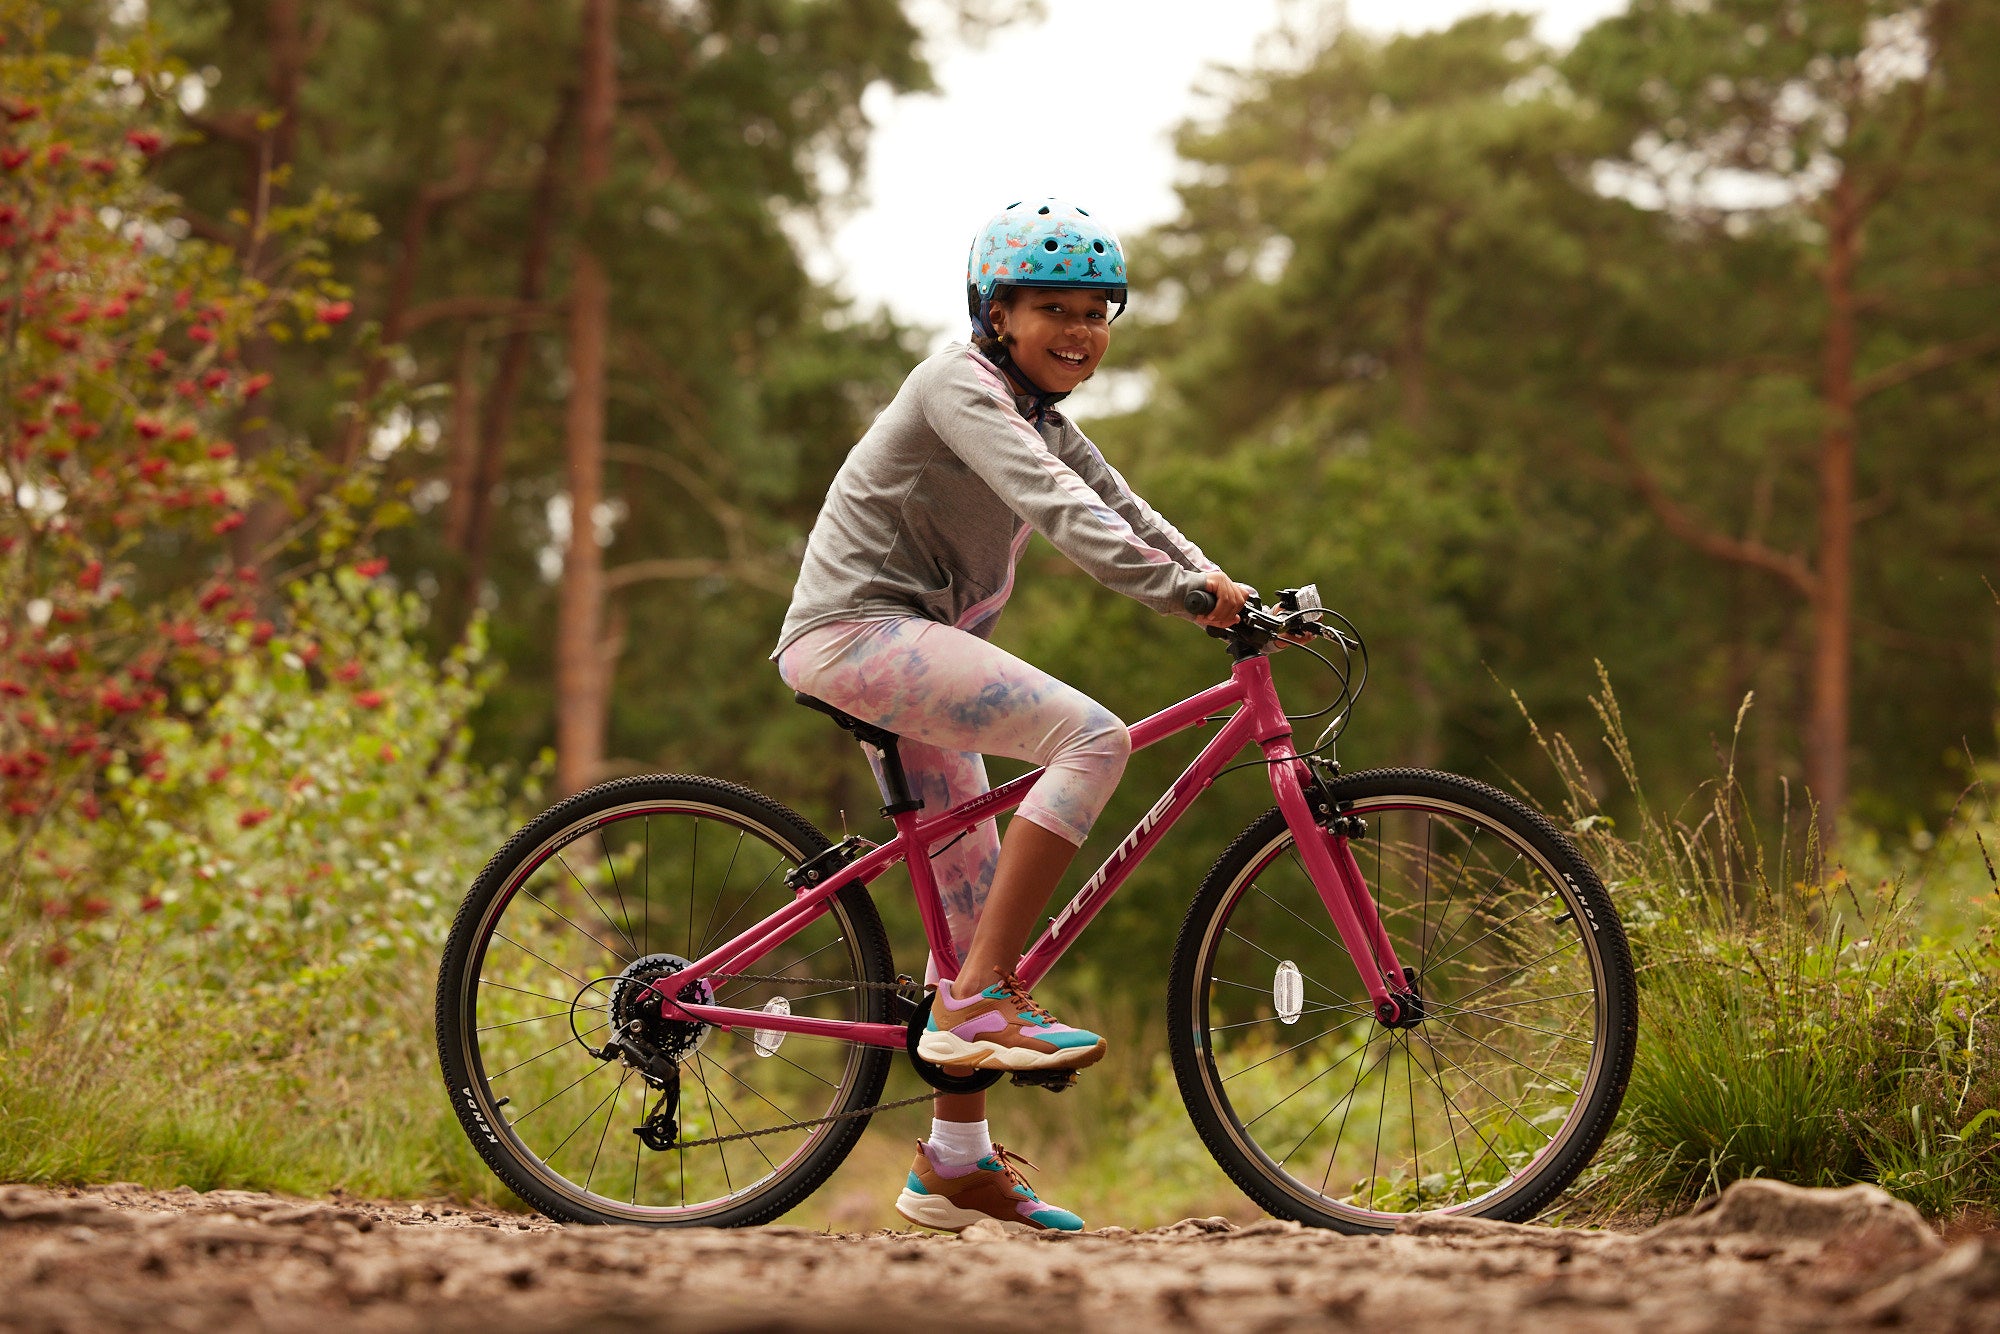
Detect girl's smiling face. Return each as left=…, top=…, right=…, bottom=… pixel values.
left=990, top=287, right=1112, bottom=393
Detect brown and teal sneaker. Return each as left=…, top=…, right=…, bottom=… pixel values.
left=915, top=972, right=1107, bottom=1072
left=894, top=1140, right=1085, bottom=1234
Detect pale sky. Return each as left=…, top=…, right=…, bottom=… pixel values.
left=812, top=0, right=1628, bottom=347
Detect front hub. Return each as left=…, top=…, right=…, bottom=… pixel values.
left=1376, top=965, right=1426, bottom=1030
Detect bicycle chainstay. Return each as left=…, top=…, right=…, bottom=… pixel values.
left=647, top=971, right=930, bottom=1151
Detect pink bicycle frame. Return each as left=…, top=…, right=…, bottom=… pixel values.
left=659, top=653, right=1411, bottom=1046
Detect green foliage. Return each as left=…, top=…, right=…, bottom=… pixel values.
left=0, top=571, right=526, bottom=1201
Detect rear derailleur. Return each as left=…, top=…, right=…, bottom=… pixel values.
left=632, top=1066, right=681, bottom=1151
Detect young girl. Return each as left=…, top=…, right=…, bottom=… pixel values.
left=773, top=198, right=1250, bottom=1233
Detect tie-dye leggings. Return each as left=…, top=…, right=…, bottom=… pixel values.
left=776, top=616, right=1130, bottom=954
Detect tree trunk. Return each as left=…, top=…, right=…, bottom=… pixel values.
left=554, top=0, right=617, bottom=797
left=230, top=0, right=307, bottom=570
left=442, top=331, right=482, bottom=552
left=449, top=92, right=573, bottom=639
left=1807, top=176, right=1861, bottom=839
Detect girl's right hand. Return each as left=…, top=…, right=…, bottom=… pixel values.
left=1196, top=570, right=1253, bottom=629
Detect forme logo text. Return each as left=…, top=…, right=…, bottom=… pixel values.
left=1049, top=788, right=1177, bottom=939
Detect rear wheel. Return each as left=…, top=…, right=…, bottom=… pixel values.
left=1169, top=768, right=1636, bottom=1232
left=436, top=774, right=895, bottom=1226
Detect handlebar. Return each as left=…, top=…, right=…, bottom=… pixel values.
left=1183, top=582, right=1353, bottom=657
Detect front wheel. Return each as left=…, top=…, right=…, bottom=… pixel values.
left=1168, top=768, right=1636, bottom=1232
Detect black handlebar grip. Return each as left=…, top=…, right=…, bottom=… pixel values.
left=1184, top=587, right=1217, bottom=617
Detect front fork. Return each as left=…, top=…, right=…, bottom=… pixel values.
left=1269, top=756, right=1421, bottom=1026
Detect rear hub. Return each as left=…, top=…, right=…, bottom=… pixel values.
left=607, top=953, right=713, bottom=1085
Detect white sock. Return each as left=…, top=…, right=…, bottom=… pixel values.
left=928, top=1117, right=993, bottom=1167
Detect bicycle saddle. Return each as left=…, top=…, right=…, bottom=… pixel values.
left=791, top=692, right=901, bottom=751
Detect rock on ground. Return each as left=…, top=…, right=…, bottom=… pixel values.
left=0, top=1177, right=1995, bottom=1332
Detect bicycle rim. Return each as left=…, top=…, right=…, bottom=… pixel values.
left=1183, top=787, right=1625, bottom=1228
left=449, top=795, right=888, bottom=1223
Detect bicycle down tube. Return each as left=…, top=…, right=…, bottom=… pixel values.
left=659, top=652, right=1409, bottom=1046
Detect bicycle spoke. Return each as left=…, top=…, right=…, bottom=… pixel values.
left=1426, top=987, right=1595, bottom=1017
left=1219, top=1017, right=1354, bottom=1084
left=694, top=828, right=747, bottom=957
left=1405, top=1029, right=1419, bottom=1198
left=687, top=1055, right=741, bottom=1188
left=601, top=839, right=640, bottom=959
left=480, top=978, right=592, bottom=1009
left=523, top=885, right=634, bottom=967
left=491, top=930, right=597, bottom=991
left=702, top=855, right=790, bottom=957
left=1407, top=1029, right=1473, bottom=1196
left=581, top=1069, right=634, bottom=1188
left=555, top=851, right=641, bottom=961
left=1419, top=816, right=1433, bottom=969
left=478, top=1009, right=574, bottom=1033
left=511, top=1057, right=615, bottom=1125
left=1410, top=1027, right=1511, bottom=1187
left=1425, top=849, right=1527, bottom=966
left=1426, top=883, right=1558, bottom=976
left=490, top=1020, right=606, bottom=1079
left=693, top=1054, right=783, bottom=1175
left=1448, top=937, right=1581, bottom=1010
left=1244, top=1030, right=1382, bottom=1131
left=1421, top=1038, right=1557, bottom=1146
left=1223, top=927, right=1344, bottom=1004
left=1211, top=1001, right=1347, bottom=1033
left=1424, top=1005, right=1593, bottom=1046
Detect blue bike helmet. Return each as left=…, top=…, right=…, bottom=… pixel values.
left=966, top=198, right=1129, bottom=338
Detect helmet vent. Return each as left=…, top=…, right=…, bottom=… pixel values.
left=1043, top=238, right=1059, bottom=251
left=1037, top=205, right=1051, bottom=215
left=1005, top=200, right=1020, bottom=208
left=1077, top=207, right=1090, bottom=216
left=1093, top=240, right=1105, bottom=252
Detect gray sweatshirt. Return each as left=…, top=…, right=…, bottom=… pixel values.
left=774, top=344, right=1217, bottom=657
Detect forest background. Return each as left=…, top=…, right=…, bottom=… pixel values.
left=2, top=0, right=1998, bottom=1228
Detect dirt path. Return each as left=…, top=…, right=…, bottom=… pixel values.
left=2, top=1179, right=1996, bottom=1332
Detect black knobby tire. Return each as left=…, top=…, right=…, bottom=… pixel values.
left=1168, top=768, right=1636, bottom=1232
left=436, top=774, right=896, bottom=1226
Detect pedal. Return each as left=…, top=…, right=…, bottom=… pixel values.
left=1009, top=1068, right=1078, bottom=1093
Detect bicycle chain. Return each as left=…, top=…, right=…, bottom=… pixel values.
left=658, top=971, right=932, bottom=1150
left=665, top=1089, right=939, bottom=1150
left=705, top=972, right=921, bottom=993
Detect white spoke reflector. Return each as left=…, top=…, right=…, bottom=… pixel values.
left=752, top=996, right=790, bottom=1057
left=1274, top=961, right=1303, bottom=1025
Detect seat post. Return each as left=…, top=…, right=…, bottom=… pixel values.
left=867, top=737, right=924, bottom=817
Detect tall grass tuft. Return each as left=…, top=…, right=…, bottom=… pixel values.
left=1522, top=667, right=2000, bottom=1221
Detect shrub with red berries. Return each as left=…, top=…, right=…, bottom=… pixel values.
left=0, top=18, right=364, bottom=842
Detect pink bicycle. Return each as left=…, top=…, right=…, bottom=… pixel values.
left=437, top=588, right=1637, bottom=1231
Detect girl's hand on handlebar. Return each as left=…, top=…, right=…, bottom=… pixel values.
left=1197, top=570, right=1253, bottom=629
